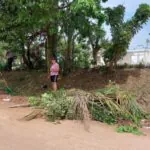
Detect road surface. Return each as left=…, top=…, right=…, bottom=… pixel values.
left=0, top=101, right=150, bottom=150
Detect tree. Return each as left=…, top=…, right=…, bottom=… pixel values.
left=0, top=0, right=59, bottom=71
left=59, top=0, right=107, bottom=74
left=0, top=0, right=107, bottom=73
left=87, top=25, right=106, bottom=65
left=104, top=4, right=150, bottom=69
left=72, top=0, right=107, bottom=66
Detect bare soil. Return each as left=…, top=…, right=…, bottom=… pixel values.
left=0, top=99, right=150, bottom=150
left=2, top=68, right=150, bottom=111
left=1, top=69, right=150, bottom=150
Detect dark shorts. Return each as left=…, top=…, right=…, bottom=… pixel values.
left=50, top=75, right=58, bottom=82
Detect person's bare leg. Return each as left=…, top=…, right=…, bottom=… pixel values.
left=54, top=82, right=58, bottom=91
left=52, top=82, right=57, bottom=91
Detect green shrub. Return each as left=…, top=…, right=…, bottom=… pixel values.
left=29, top=90, right=74, bottom=121
left=116, top=125, right=144, bottom=135
left=0, top=80, right=14, bottom=95
left=90, top=103, right=117, bottom=124
left=41, top=90, right=74, bottom=121
left=4, top=87, right=14, bottom=95
left=0, top=62, right=6, bottom=71
left=95, top=82, right=146, bottom=125
left=29, top=97, right=41, bottom=106
left=28, top=84, right=148, bottom=128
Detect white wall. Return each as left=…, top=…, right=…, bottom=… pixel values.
left=119, top=49, right=150, bottom=65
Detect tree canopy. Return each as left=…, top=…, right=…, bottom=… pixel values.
left=0, top=0, right=149, bottom=72
left=104, top=4, right=150, bottom=68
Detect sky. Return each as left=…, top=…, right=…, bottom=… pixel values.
left=102, top=0, right=150, bottom=50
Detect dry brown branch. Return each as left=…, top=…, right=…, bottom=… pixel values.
left=9, top=104, right=30, bottom=108
left=20, top=109, right=44, bottom=121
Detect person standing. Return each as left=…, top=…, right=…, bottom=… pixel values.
left=6, top=51, right=15, bottom=71
left=49, top=58, right=60, bottom=91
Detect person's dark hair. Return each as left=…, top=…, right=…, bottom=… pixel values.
left=51, top=56, right=57, bottom=61
left=51, top=57, right=56, bottom=60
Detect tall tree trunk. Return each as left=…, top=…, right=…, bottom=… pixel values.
left=21, top=42, right=31, bottom=69
left=45, top=39, right=48, bottom=70
left=27, top=43, right=33, bottom=69
left=45, top=0, right=58, bottom=73
left=21, top=43, right=28, bottom=67
left=64, top=37, right=72, bottom=75
left=108, top=49, right=120, bottom=70
left=92, top=48, right=99, bottom=66
left=93, top=46, right=101, bottom=67
left=46, top=32, right=57, bottom=73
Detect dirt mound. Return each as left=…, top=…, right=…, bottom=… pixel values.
left=1, top=68, right=150, bottom=111
left=122, top=69, right=150, bottom=112
left=60, top=68, right=141, bottom=90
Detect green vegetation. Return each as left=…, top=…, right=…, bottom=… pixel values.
left=0, top=1, right=149, bottom=72
left=29, top=83, right=148, bottom=134
left=0, top=79, right=14, bottom=95
left=95, top=83, right=146, bottom=125
left=104, top=4, right=150, bottom=69
left=0, top=63, right=5, bottom=71
left=29, top=90, right=74, bottom=121
left=4, top=87, right=14, bottom=95
left=116, top=125, right=144, bottom=136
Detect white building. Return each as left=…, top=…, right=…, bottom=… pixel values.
left=119, top=49, right=150, bottom=65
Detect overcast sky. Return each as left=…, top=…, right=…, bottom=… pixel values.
left=103, top=0, right=150, bottom=50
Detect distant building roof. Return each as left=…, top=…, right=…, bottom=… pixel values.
left=128, top=48, right=150, bottom=53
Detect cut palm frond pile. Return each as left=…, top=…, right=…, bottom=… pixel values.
left=28, top=83, right=148, bottom=127
left=91, top=83, right=146, bottom=125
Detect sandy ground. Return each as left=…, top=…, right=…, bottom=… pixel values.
left=0, top=99, right=150, bottom=150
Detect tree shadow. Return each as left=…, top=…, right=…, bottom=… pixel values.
left=60, top=68, right=142, bottom=91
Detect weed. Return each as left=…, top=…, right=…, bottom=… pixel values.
left=116, top=125, right=144, bottom=135
left=28, top=97, right=41, bottom=106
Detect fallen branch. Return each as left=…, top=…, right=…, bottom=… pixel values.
left=9, top=104, right=31, bottom=108
left=20, top=109, right=44, bottom=121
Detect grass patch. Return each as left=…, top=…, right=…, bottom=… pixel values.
left=0, top=79, right=15, bottom=95
left=116, top=125, right=144, bottom=135
left=4, top=87, right=15, bottom=95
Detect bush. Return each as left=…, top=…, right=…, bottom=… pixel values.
left=116, top=125, right=144, bottom=135
left=29, top=90, right=75, bottom=121
left=0, top=62, right=6, bottom=71
left=90, top=103, right=117, bottom=124
left=4, top=87, right=14, bottom=95
left=28, top=84, right=148, bottom=129
left=42, top=90, right=74, bottom=121
left=94, top=83, right=147, bottom=125
left=0, top=77, right=14, bottom=95
left=29, top=97, right=41, bottom=106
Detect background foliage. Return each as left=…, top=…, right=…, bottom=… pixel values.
left=0, top=0, right=149, bottom=72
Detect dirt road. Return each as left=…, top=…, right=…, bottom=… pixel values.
left=0, top=101, right=150, bottom=150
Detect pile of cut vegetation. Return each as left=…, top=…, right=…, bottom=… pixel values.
left=28, top=82, right=149, bottom=134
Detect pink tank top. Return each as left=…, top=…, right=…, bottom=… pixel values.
left=50, top=63, right=59, bottom=76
